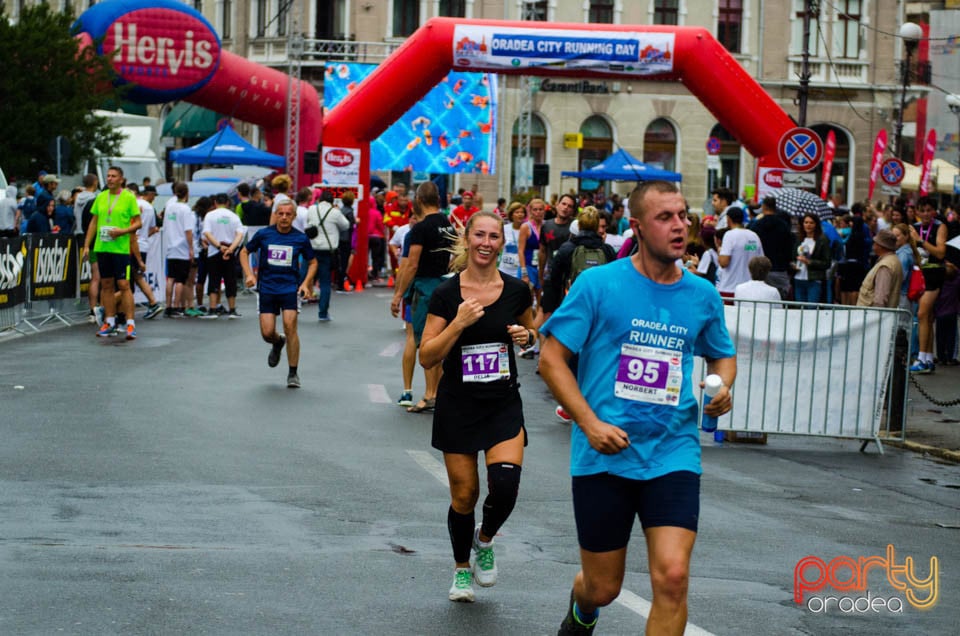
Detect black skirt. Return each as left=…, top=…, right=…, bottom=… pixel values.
left=431, top=386, right=527, bottom=454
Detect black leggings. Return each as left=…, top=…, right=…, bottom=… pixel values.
left=206, top=253, right=237, bottom=297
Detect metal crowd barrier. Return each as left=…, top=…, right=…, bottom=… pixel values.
left=704, top=298, right=910, bottom=454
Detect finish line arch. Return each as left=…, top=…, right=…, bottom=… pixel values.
left=324, top=18, right=796, bottom=284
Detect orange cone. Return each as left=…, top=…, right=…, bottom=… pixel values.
left=387, top=275, right=395, bottom=288
left=355, top=280, right=364, bottom=293
left=343, top=280, right=353, bottom=292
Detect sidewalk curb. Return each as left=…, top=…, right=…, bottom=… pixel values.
left=882, top=438, right=960, bottom=464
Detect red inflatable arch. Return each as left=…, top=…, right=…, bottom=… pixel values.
left=323, top=18, right=796, bottom=285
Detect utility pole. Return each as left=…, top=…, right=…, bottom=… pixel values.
left=284, top=4, right=303, bottom=188
left=515, top=1, right=539, bottom=193
left=797, top=0, right=816, bottom=126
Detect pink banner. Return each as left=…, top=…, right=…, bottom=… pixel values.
left=867, top=130, right=888, bottom=201
left=820, top=130, right=836, bottom=200
left=919, top=128, right=937, bottom=196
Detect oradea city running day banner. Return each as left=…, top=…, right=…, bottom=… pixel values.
left=451, top=25, right=675, bottom=76
left=0, top=237, right=27, bottom=310
left=30, top=235, right=78, bottom=302
left=323, top=63, right=497, bottom=174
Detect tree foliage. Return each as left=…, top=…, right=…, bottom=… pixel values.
left=0, top=4, right=125, bottom=180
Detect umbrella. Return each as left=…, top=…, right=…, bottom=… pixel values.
left=773, top=188, right=834, bottom=219
left=370, top=175, right=387, bottom=191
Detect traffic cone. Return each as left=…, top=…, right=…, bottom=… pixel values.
left=343, top=280, right=353, bottom=292
left=355, top=279, right=364, bottom=293
left=387, top=275, right=395, bottom=288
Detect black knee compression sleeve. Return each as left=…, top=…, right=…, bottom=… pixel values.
left=481, top=462, right=522, bottom=540
left=447, top=506, right=475, bottom=564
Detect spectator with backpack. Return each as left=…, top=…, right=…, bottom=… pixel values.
left=546, top=206, right=617, bottom=302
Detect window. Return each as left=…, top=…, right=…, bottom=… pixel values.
left=222, top=0, right=232, bottom=39
left=653, top=0, right=679, bottom=26
left=439, top=0, right=466, bottom=18
left=278, top=0, right=288, bottom=37
left=707, top=124, right=741, bottom=196
left=393, top=0, right=419, bottom=37
left=717, top=0, right=742, bottom=53
left=790, top=0, right=820, bottom=56
left=522, top=1, right=548, bottom=21
left=578, top=116, right=614, bottom=192
left=255, top=0, right=267, bottom=37
left=511, top=114, right=547, bottom=193
left=643, top=119, right=677, bottom=172
left=194, top=0, right=202, bottom=12
left=834, top=0, right=862, bottom=59
left=589, top=0, right=614, bottom=24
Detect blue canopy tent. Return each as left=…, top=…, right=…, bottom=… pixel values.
left=561, top=148, right=682, bottom=182
left=169, top=125, right=286, bottom=167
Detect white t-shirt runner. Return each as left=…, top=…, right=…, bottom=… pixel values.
left=718, top=227, right=764, bottom=293
left=136, top=198, right=157, bottom=254
left=163, top=199, right=196, bottom=260
left=202, top=207, right=246, bottom=257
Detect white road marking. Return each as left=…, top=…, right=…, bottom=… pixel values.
left=367, top=384, right=391, bottom=404
left=615, top=588, right=715, bottom=636
left=379, top=341, right=404, bottom=357
left=406, top=450, right=449, bottom=487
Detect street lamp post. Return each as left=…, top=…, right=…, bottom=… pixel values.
left=894, top=22, right=923, bottom=160
left=946, top=94, right=960, bottom=168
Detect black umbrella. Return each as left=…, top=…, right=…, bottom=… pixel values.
left=774, top=187, right=834, bottom=219
left=370, top=175, right=387, bottom=192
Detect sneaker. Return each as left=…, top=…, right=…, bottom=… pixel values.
left=144, top=303, right=163, bottom=320
left=909, top=360, right=934, bottom=374
left=555, top=405, right=573, bottom=423
left=397, top=391, right=414, bottom=407
left=199, top=308, right=219, bottom=320
left=519, top=346, right=537, bottom=359
left=184, top=307, right=205, bottom=318
left=125, top=324, right=136, bottom=340
left=317, top=314, right=331, bottom=322
left=287, top=373, right=301, bottom=388
left=216, top=304, right=228, bottom=316
left=448, top=568, right=475, bottom=603
left=471, top=526, right=497, bottom=587
left=268, top=336, right=286, bottom=368
left=87, top=310, right=97, bottom=324
left=96, top=323, right=117, bottom=337
left=95, top=305, right=105, bottom=325
left=196, top=305, right=208, bottom=314
left=227, top=308, right=241, bottom=320
left=558, top=589, right=597, bottom=635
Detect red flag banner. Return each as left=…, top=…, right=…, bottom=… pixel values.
left=820, top=130, right=836, bottom=200
left=919, top=128, right=937, bottom=196
left=867, top=130, right=887, bottom=201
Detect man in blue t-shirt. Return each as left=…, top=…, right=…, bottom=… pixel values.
left=541, top=180, right=737, bottom=636
left=240, top=200, right=317, bottom=388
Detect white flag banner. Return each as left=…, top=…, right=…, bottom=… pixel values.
left=716, top=304, right=900, bottom=439
left=947, top=234, right=960, bottom=251
left=135, top=235, right=166, bottom=305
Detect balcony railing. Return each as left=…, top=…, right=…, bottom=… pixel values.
left=247, top=37, right=401, bottom=66
left=788, top=56, right=869, bottom=85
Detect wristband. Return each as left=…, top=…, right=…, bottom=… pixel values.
left=526, top=329, right=535, bottom=347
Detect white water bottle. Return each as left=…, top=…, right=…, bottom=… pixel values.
left=701, top=374, right=723, bottom=433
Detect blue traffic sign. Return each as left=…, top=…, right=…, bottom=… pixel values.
left=777, top=128, right=823, bottom=172
left=880, top=158, right=905, bottom=186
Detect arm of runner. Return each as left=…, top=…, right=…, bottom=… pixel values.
left=110, top=215, right=141, bottom=238
left=185, top=229, right=195, bottom=261
left=239, top=246, right=256, bottom=288
left=538, top=243, right=547, bottom=287
left=225, top=228, right=244, bottom=257
left=131, top=233, right=144, bottom=270
left=299, top=257, right=318, bottom=298
left=926, top=223, right=948, bottom=261
left=701, top=356, right=737, bottom=417
left=391, top=244, right=421, bottom=316
left=419, top=298, right=485, bottom=369
left=506, top=306, right=537, bottom=347
left=517, top=224, right=530, bottom=282
left=540, top=335, right=630, bottom=454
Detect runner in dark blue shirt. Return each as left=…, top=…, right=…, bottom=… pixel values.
left=241, top=200, right=317, bottom=388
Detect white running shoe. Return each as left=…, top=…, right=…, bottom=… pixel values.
left=448, top=567, right=475, bottom=602
left=471, top=526, right=497, bottom=587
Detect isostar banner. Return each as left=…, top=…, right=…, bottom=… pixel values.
left=78, top=252, right=93, bottom=298
left=919, top=129, right=937, bottom=196
left=867, top=130, right=887, bottom=201
left=820, top=130, right=836, bottom=200
left=323, top=63, right=496, bottom=174
left=30, top=235, right=78, bottom=302
left=0, top=237, right=27, bottom=310
left=451, top=25, right=675, bottom=76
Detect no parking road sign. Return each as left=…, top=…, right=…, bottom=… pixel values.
left=880, top=158, right=905, bottom=186
left=778, top=127, right=823, bottom=172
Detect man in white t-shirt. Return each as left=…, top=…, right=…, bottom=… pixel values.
left=163, top=182, right=195, bottom=317
left=734, top=256, right=782, bottom=302
left=200, top=193, right=246, bottom=319
left=717, top=207, right=764, bottom=297
left=129, top=184, right=163, bottom=318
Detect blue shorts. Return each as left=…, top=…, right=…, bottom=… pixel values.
left=524, top=265, right=540, bottom=290
left=258, top=291, right=298, bottom=315
left=572, top=471, right=700, bottom=552
left=96, top=252, right=131, bottom=281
